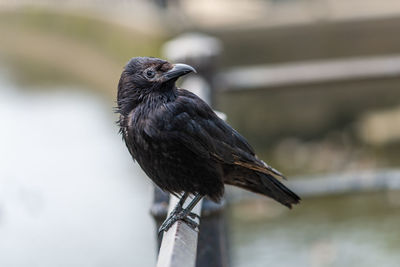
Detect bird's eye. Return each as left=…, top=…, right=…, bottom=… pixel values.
left=145, top=69, right=155, bottom=78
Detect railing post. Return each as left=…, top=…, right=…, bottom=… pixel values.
left=156, top=194, right=203, bottom=267
left=150, top=33, right=229, bottom=267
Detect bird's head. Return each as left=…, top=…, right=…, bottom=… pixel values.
left=117, top=57, right=196, bottom=115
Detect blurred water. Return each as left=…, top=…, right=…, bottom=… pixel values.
left=231, top=193, right=400, bottom=267
left=0, top=71, right=156, bottom=266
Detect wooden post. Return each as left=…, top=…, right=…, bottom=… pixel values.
left=151, top=33, right=229, bottom=267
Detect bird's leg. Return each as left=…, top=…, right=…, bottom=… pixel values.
left=158, top=193, right=203, bottom=236
left=181, top=194, right=202, bottom=220
left=178, top=194, right=203, bottom=229
left=169, top=192, right=189, bottom=216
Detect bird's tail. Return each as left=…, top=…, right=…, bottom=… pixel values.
left=225, top=167, right=300, bottom=208
left=256, top=172, right=300, bottom=208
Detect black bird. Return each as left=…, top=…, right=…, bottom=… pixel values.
left=117, top=57, right=300, bottom=233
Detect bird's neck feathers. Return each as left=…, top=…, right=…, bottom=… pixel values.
left=117, top=84, right=177, bottom=136
left=117, top=82, right=177, bottom=117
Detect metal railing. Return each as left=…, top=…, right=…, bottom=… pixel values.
left=218, top=54, right=400, bottom=91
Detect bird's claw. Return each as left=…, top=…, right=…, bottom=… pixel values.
left=188, top=212, right=200, bottom=220
left=158, top=210, right=200, bottom=237
left=182, top=216, right=199, bottom=231
left=158, top=217, right=176, bottom=236
left=158, top=206, right=182, bottom=237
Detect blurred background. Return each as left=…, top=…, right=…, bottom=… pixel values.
left=1, top=0, right=400, bottom=266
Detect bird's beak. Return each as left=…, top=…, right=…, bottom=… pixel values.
left=163, top=63, right=197, bottom=82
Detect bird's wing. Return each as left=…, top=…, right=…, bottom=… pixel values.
left=163, top=89, right=284, bottom=179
